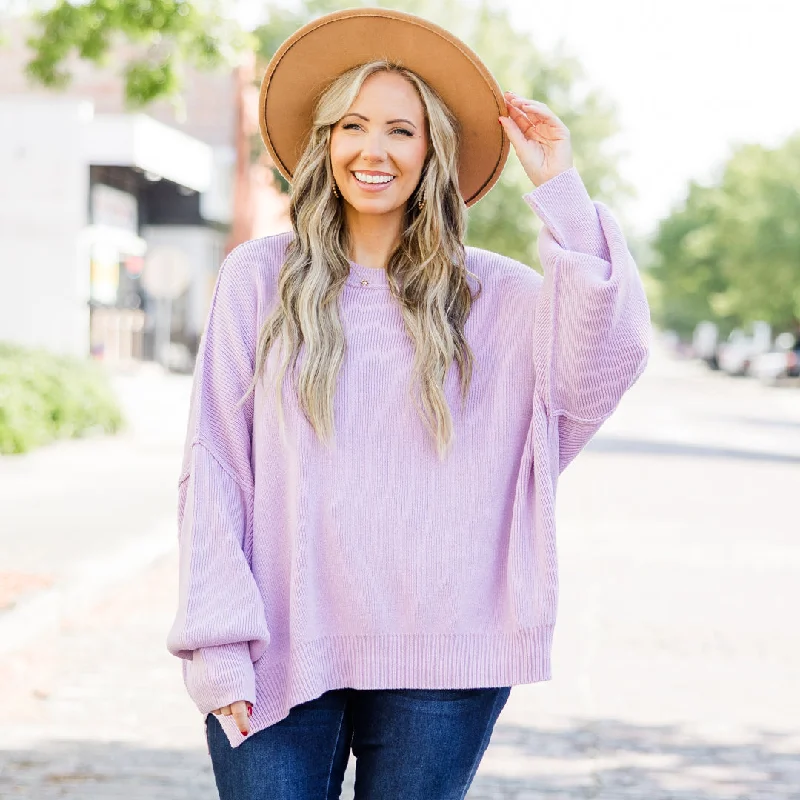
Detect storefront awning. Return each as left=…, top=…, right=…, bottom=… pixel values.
left=82, top=113, right=213, bottom=192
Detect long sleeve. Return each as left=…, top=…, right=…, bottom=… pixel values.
left=524, top=167, right=651, bottom=473
left=166, top=244, right=271, bottom=715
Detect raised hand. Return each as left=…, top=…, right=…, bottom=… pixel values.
left=499, top=92, right=574, bottom=187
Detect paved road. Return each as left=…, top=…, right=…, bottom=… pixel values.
left=0, top=341, right=798, bottom=798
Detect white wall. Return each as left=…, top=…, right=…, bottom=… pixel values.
left=0, top=98, right=91, bottom=356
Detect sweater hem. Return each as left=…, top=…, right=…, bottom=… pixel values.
left=211, top=626, right=554, bottom=748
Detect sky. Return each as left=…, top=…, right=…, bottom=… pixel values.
left=500, top=0, right=800, bottom=236
left=246, top=0, right=800, bottom=238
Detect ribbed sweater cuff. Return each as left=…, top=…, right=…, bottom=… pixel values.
left=523, top=166, right=610, bottom=260
left=183, top=642, right=256, bottom=715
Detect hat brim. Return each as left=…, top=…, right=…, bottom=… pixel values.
left=258, top=7, right=510, bottom=208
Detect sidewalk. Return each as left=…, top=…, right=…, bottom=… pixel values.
left=0, top=362, right=192, bottom=651
left=0, top=549, right=220, bottom=799
left=0, top=361, right=222, bottom=797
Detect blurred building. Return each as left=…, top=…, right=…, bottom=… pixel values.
left=0, top=18, right=290, bottom=367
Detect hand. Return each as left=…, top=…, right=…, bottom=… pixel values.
left=211, top=700, right=253, bottom=736
left=499, top=92, right=573, bottom=187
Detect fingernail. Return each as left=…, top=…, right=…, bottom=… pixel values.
left=247, top=706, right=252, bottom=716
left=241, top=730, right=248, bottom=736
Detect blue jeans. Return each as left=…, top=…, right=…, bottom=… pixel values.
left=205, top=686, right=512, bottom=799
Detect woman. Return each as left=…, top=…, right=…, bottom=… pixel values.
left=166, top=8, right=650, bottom=799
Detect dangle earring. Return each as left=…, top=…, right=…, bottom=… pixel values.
left=332, top=181, right=340, bottom=199
left=417, top=192, right=425, bottom=211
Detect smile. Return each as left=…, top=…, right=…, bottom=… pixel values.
left=352, top=171, right=396, bottom=188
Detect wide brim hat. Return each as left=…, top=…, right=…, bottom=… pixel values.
left=258, top=7, right=510, bottom=207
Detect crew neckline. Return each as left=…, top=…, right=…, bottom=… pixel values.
left=346, top=260, right=390, bottom=288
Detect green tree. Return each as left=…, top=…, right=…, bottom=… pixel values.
left=19, top=0, right=250, bottom=105
left=714, top=139, right=800, bottom=328
left=650, top=134, right=800, bottom=337
left=648, top=181, right=730, bottom=337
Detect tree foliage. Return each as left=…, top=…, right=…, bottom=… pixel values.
left=21, top=0, right=249, bottom=105
left=650, top=134, right=800, bottom=337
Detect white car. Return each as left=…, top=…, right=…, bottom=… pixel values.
left=716, top=322, right=772, bottom=377
left=750, top=332, right=800, bottom=384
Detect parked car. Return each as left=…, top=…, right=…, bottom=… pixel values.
left=692, top=321, right=719, bottom=369
left=750, top=332, right=800, bottom=384
left=716, top=321, right=772, bottom=377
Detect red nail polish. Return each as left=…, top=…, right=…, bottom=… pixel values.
left=247, top=706, right=252, bottom=716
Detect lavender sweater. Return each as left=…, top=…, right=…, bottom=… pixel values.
left=166, top=167, right=650, bottom=749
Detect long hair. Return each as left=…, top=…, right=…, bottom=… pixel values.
left=240, top=60, right=482, bottom=460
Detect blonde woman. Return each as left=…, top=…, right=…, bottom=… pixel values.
left=166, top=8, right=650, bottom=799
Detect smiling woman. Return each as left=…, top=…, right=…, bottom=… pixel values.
left=245, top=18, right=510, bottom=405
left=166, top=8, right=651, bottom=799
left=252, top=54, right=471, bottom=456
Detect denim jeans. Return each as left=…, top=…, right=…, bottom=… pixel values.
left=205, top=686, right=512, bottom=799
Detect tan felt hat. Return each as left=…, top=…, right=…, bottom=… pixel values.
left=258, top=7, right=510, bottom=207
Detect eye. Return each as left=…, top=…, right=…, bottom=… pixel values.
left=340, top=122, right=414, bottom=136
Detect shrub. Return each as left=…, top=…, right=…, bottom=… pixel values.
left=0, top=341, right=125, bottom=455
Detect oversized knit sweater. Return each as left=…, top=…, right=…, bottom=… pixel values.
left=166, top=167, right=651, bottom=749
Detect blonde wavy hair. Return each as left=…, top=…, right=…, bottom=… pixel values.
left=240, top=60, right=482, bottom=459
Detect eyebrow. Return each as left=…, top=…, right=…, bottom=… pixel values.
left=341, top=113, right=418, bottom=129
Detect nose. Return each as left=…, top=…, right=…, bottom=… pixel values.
left=360, top=130, right=388, bottom=162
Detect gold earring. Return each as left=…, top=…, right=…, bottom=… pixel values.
left=332, top=182, right=340, bottom=199
left=418, top=194, right=425, bottom=210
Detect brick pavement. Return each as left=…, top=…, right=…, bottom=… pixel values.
left=0, top=550, right=218, bottom=799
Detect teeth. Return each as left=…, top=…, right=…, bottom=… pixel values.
left=354, top=172, right=394, bottom=184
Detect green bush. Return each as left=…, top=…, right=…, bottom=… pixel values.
left=0, top=341, right=126, bottom=455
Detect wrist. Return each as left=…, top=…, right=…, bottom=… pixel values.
left=533, top=165, right=574, bottom=188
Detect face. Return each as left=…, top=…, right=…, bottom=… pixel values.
left=329, top=71, right=429, bottom=218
